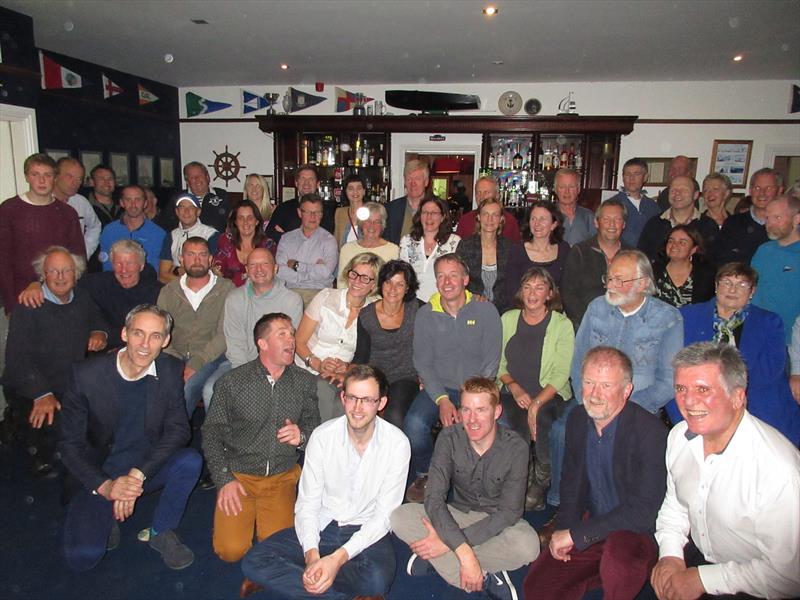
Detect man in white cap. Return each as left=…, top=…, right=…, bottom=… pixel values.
left=158, top=193, right=219, bottom=283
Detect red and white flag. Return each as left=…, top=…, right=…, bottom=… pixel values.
left=39, top=51, right=83, bottom=89
left=102, top=73, right=123, bottom=99
left=138, top=84, right=159, bottom=105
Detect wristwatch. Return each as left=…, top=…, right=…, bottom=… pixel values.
left=298, top=432, right=307, bottom=447
left=303, top=353, right=315, bottom=367
left=291, top=260, right=298, bottom=271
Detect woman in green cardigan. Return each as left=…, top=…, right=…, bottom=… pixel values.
left=497, top=266, right=575, bottom=511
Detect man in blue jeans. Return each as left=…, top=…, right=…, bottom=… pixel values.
left=402, top=253, right=501, bottom=503
left=58, top=304, right=201, bottom=571
left=241, top=364, right=410, bottom=599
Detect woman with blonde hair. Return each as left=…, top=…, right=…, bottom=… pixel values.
left=243, top=173, right=273, bottom=223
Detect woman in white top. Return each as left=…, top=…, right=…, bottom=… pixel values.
left=295, top=251, right=383, bottom=421
left=399, top=196, right=460, bottom=302
left=337, top=202, right=399, bottom=287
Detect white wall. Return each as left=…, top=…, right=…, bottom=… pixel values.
left=179, top=80, right=800, bottom=193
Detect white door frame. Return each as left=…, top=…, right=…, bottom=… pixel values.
left=0, top=103, right=39, bottom=193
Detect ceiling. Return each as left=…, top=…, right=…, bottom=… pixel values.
left=4, top=0, right=799, bottom=87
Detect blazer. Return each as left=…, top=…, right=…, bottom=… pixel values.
left=675, top=300, right=800, bottom=446
left=333, top=206, right=362, bottom=247
left=556, top=401, right=668, bottom=551
left=58, top=352, right=190, bottom=498
left=455, top=234, right=511, bottom=313
left=385, top=195, right=409, bottom=245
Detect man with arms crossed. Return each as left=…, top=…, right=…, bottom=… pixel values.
left=393, top=377, right=539, bottom=600
left=241, top=364, right=409, bottom=600
left=652, top=342, right=800, bottom=599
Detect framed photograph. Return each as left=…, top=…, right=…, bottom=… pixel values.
left=45, top=149, right=71, bottom=162
left=264, top=175, right=274, bottom=201
left=710, top=140, right=752, bottom=188
left=641, top=157, right=698, bottom=186
left=80, top=151, right=103, bottom=186
left=136, top=155, right=154, bottom=187
left=110, top=153, right=129, bottom=186
left=159, top=157, right=175, bottom=188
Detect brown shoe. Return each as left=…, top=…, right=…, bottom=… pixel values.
left=405, top=475, right=428, bottom=503
left=239, top=577, right=263, bottom=598
left=538, top=513, right=557, bottom=546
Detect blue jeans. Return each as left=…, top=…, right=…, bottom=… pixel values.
left=402, top=388, right=460, bottom=480
left=184, top=354, right=226, bottom=417
left=546, top=398, right=578, bottom=507
left=241, top=522, right=396, bottom=600
left=201, top=359, right=231, bottom=409
left=63, top=447, right=202, bottom=572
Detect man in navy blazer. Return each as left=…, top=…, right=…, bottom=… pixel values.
left=58, top=304, right=201, bottom=572
left=524, top=346, right=668, bottom=600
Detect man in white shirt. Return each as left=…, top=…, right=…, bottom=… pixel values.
left=651, top=342, right=800, bottom=600
left=53, top=157, right=102, bottom=259
left=242, top=364, right=410, bottom=599
left=158, top=193, right=219, bottom=283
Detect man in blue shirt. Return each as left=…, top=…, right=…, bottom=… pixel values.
left=604, top=158, right=660, bottom=247
left=98, top=185, right=166, bottom=272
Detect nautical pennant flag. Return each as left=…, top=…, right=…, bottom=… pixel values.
left=186, top=91, right=231, bottom=117
left=39, top=51, right=83, bottom=89
left=102, top=73, right=123, bottom=99
left=335, top=87, right=373, bottom=113
left=138, top=84, right=159, bottom=105
left=242, top=90, right=269, bottom=114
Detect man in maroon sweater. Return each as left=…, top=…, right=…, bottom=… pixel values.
left=0, top=153, right=85, bottom=314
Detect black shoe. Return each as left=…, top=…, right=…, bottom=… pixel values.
left=484, top=570, right=518, bottom=600
left=198, top=474, right=215, bottom=491
left=107, top=522, right=121, bottom=551
left=149, top=530, right=194, bottom=570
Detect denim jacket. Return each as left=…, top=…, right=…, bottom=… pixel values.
left=571, top=295, right=683, bottom=414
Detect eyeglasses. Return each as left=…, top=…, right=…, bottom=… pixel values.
left=44, top=267, right=75, bottom=277
left=300, top=209, right=323, bottom=216
left=343, top=394, right=381, bottom=405
left=717, top=279, right=751, bottom=291
left=420, top=210, right=442, bottom=218
left=348, top=270, right=375, bottom=284
left=602, top=274, right=644, bottom=287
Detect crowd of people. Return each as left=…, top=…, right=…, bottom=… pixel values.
left=1, top=151, right=799, bottom=600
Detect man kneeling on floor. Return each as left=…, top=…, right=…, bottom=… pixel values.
left=241, top=364, right=410, bottom=599
left=522, top=346, right=668, bottom=600
left=58, top=304, right=201, bottom=571
left=391, top=377, right=539, bottom=600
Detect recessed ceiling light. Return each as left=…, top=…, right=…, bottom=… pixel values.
left=280, top=63, right=290, bottom=70
left=733, top=54, right=744, bottom=62
left=190, top=19, right=208, bottom=25
left=483, top=6, right=498, bottom=16
left=492, top=60, right=504, bottom=66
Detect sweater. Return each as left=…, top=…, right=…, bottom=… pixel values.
left=497, top=309, right=575, bottom=402
left=157, top=275, right=234, bottom=370
left=3, top=287, right=107, bottom=399
left=0, top=195, right=86, bottom=312
left=353, top=300, right=419, bottom=383
left=413, top=291, right=501, bottom=402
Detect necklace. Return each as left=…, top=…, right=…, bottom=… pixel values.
left=346, top=293, right=366, bottom=309
left=380, top=301, right=403, bottom=317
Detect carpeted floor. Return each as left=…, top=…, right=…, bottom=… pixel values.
left=0, top=426, right=556, bottom=600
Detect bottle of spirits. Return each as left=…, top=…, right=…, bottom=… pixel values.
left=575, top=143, right=583, bottom=171
left=488, top=150, right=496, bottom=170
left=315, top=140, right=322, bottom=165
left=552, top=145, right=560, bottom=169
left=354, top=137, right=362, bottom=167
left=560, top=146, right=569, bottom=169
left=377, top=144, right=385, bottom=168
left=512, top=145, right=523, bottom=170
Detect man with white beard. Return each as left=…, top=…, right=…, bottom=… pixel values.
left=570, top=250, right=683, bottom=415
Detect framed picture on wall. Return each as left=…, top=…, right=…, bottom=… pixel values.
left=710, top=140, right=752, bottom=188
left=45, top=149, right=71, bottom=162
left=110, top=153, right=129, bottom=186
left=264, top=175, right=274, bottom=202
left=642, top=157, right=698, bottom=186
left=80, top=151, right=103, bottom=186
left=137, top=155, right=154, bottom=187
left=159, top=157, right=175, bottom=187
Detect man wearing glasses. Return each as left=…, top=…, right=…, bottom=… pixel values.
left=203, top=312, right=320, bottom=596
left=571, top=249, right=683, bottom=415
left=716, top=168, right=783, bottom=265
left=242, top=364, right=408, bottom=599
left=276, top=193, right=338, bottom=307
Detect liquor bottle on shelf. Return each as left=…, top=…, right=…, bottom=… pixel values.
left=315, top=141, right=322, bottom=165
left=377, top=144, right=385, bottom=168
left=327, top=142, right=335, bottom=167
left=488, top=150, right=496, bottom=170
left=560, top=146, right=569, bottom=169
left=368, top=145, right=376, bottom=167
left=568, top=143, right=576, bottom=168
left=512, top=145, right=523, bottom=171
left=361, top=140, right=369, bottom=168
left=354, top=137, right=362, bottom=167
left=524, top=144, right=532, bottom=171
left=575, top=143, right=583, bottom=171
left=552, top=145, right=560, bottom=169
